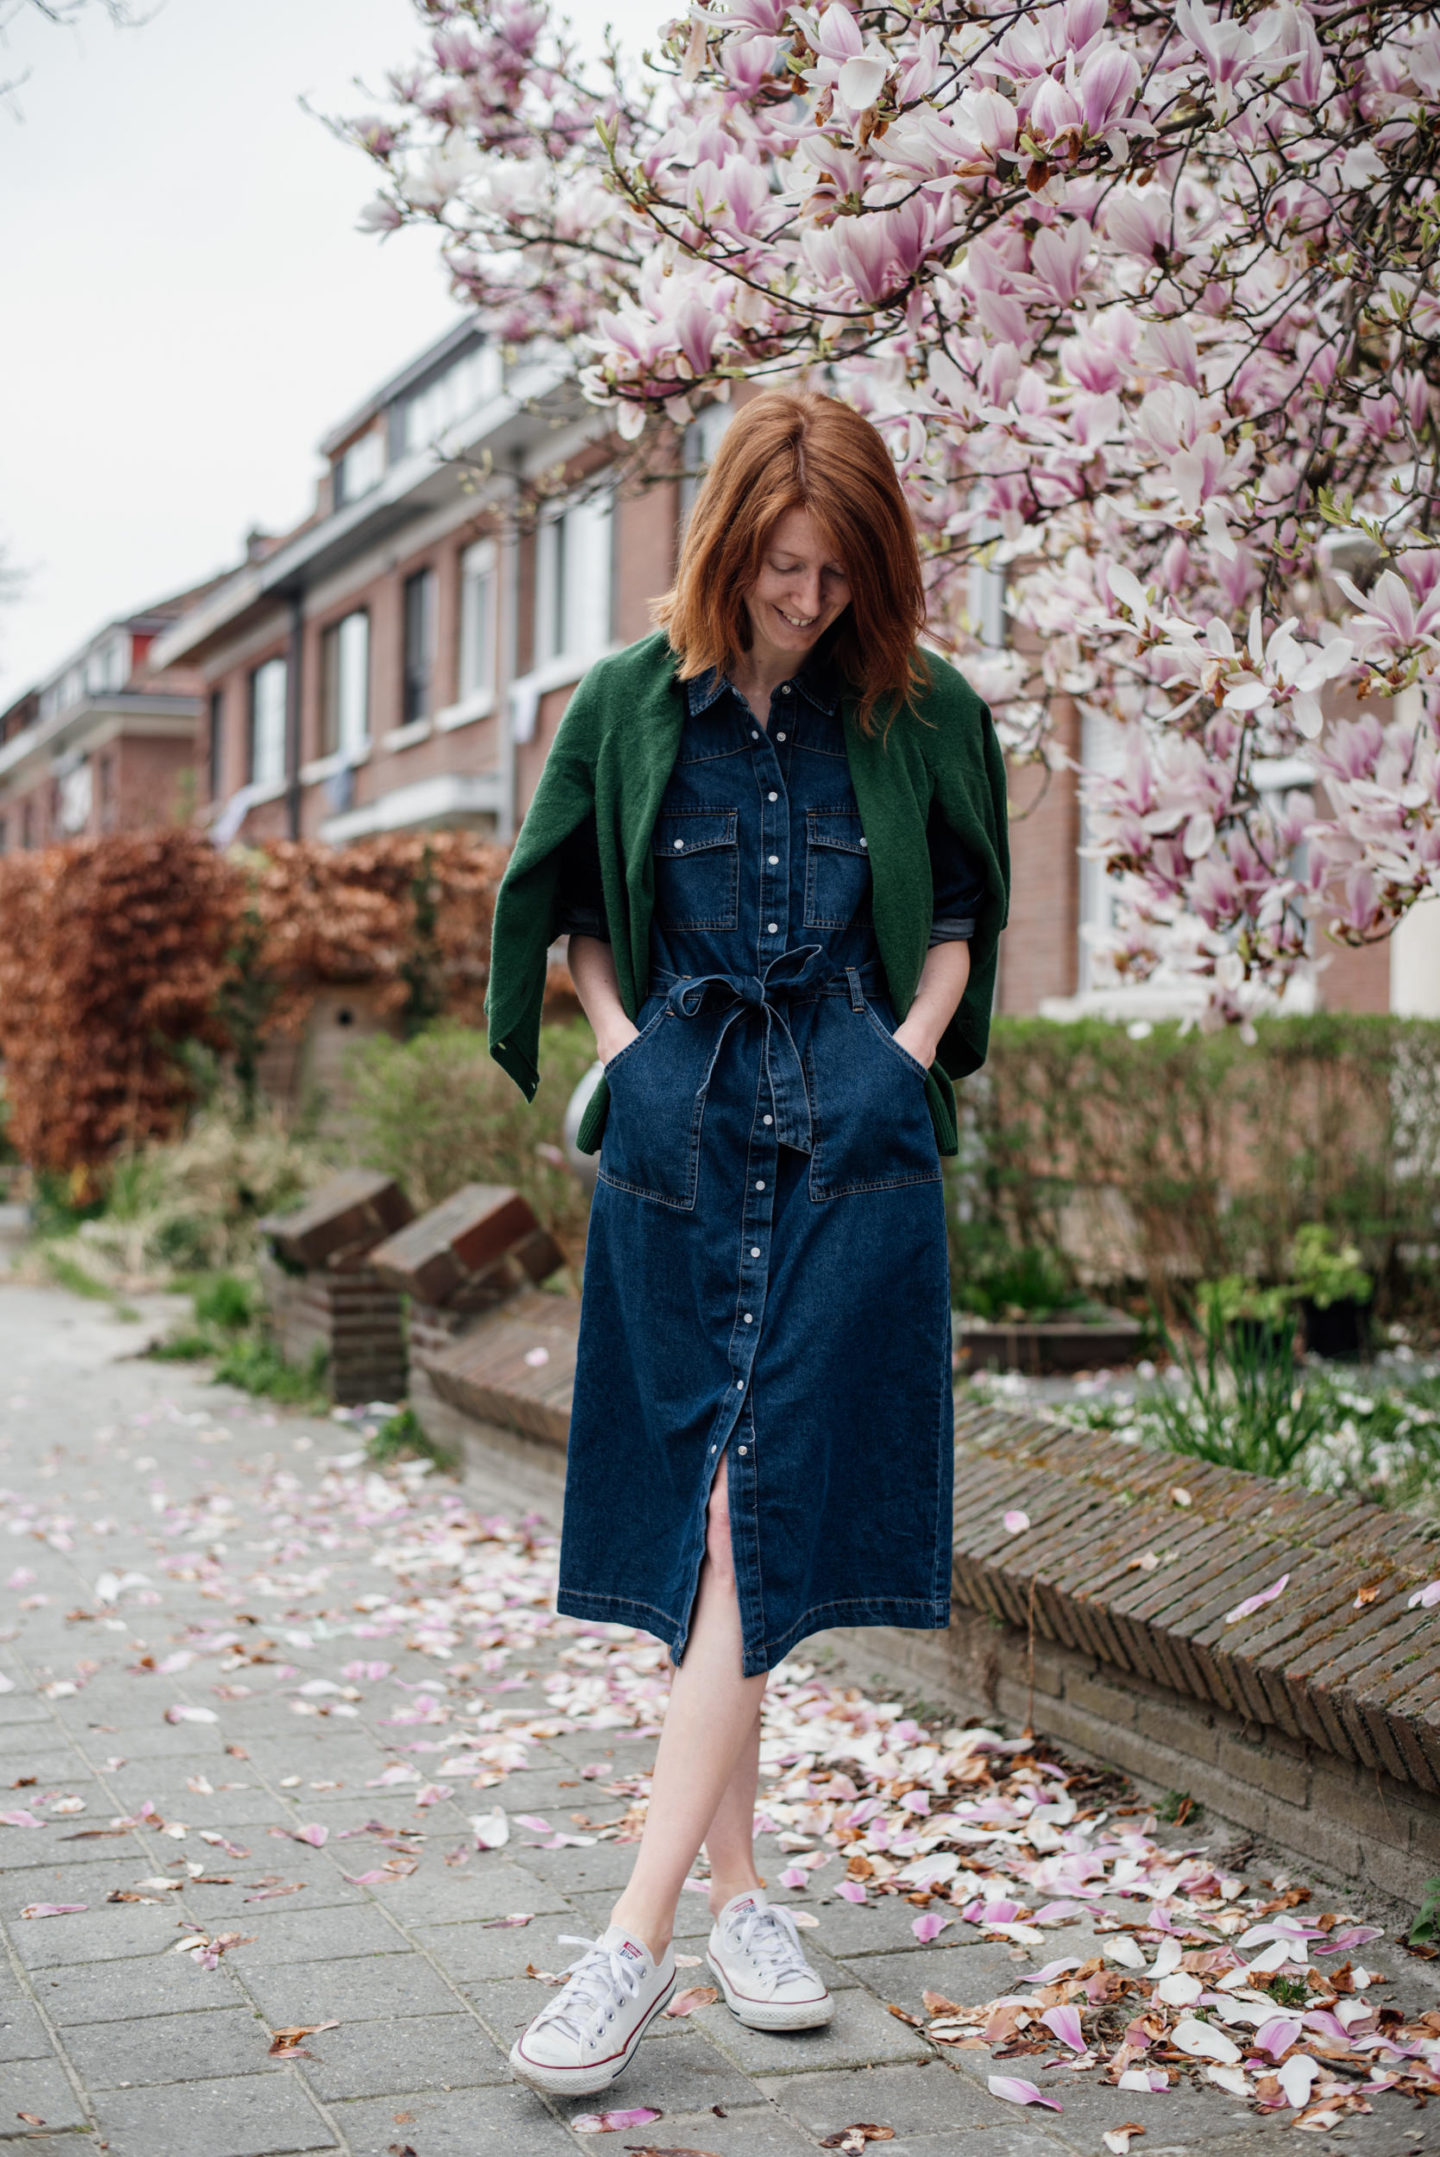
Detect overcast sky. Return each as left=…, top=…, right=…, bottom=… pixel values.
left=0, top=0, right=663, bottom=703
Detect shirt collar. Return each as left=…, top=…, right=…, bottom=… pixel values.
left=684, top=655, right=841, bottom=720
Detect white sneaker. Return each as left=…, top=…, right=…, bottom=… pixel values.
left=706, top=1888, right=834, bottom=2030
left=508, top=1925, right=676, bottom=2095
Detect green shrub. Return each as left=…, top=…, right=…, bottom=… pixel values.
left=191, top=1271, right=256, bottom=1333
left=367, top=1402, right=456, bottom=1471
left=211, top=1335, right=329, bottom=1408
left=342, top=1016, right=598, bottom=1260
left=35, top=1098, right=331, bottom=1294
left=1288, top=1224, right=1373, bottom=1309
left=953, top=1015, right=1440, bottom=1325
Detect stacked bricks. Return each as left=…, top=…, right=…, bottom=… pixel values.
left=368, top=1184, right=566, bottom=1455
left=256, top=1168, right=413, bottom=1405
left=369, top=1182, right=562, bottom=1364
left=421, top=1285, right=579, bottom=1449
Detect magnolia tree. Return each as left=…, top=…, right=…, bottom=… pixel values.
left=350, top=0, right=1440, bottom=1021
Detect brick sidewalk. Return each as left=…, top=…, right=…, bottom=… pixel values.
left=0, top=1277, right=1433, bottom=2157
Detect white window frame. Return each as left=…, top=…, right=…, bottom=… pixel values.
left=249, top=656, right=288, bottom=792
left=321, top=609, right=370, bottom=762
left=534, top=492, right=614, bottom=671
left=441, top=536, right=499, bottom=730
left=336, top=429, right=384, bottom=508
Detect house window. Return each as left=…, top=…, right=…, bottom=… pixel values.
left=402, top=569, right=436, bottom=725
left=679, top=403, right=733, bottom=533
left=98, top=753, right=115, bottom=833
left=208, top=689, right=224, bottom=801
left=321, top=610, right=370, bottom=758
left=21, top=802, right=33, bottom=849
left=458, top=539, right=498, bottom=703
left=249, top=656, right=288, bottom=790
left=335, top=429, right=384, bottom=508
left=0, top=815, right=7, bottom=854
left=396, top=342, right=502, bottom=459
left=535, top=493, right=613, bottom=667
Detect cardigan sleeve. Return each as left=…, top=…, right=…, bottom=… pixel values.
left=553, top=813, right=611, bottom=945
left=926, top=684, right=1011, bottom=1077
left=926, top=797, right=987, bottom=944
left=485, top=690, right=601, bottom=1103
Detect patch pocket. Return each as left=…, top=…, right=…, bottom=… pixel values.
left=652, top=809, right=740, bottom=931
left=803, top=810, right=872, bottom=929
left=598, top=1009, right=719, bottom=1211
left=806, top=997, right=940, bottom=1201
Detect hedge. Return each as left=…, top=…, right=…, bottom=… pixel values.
left=953, top=1015, right=1440, bottom=1319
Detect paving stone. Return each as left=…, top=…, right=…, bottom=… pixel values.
left=240, top=1952, right=467, bottom=2027
left=62, top=2004, right=269, bottom=2089
left=31, top=1951, right=250, bottom=2026
left=0, top=2054, right=88, bottom=2134
left=92, top=2068, right=337, bottom=2156
left=692, top=1982, right=934, bottom=2076
left=293, top=2009, right=510, bottom=2100
left=795, top=1892, right=976, bottom=1960
left=0, top=1697, right=56, bottom=1730
left=763, top=2055, right=1000, bottom=2140
left=7, top=1897, right=185, bottom=1969
left=0, top=1994, right=53, bottom=2063
left=840, top=1942, right=1030, bottom=2016
left=0, top=2139, right=96, bottom=2157
left=628, top=2101, right=836, bottom=2157
left=365, top=1855, right=568, bottom=1927
left=1, top=1826, right=150, bottom=1868
left=215, top=1900, right=409, bottom=1967
left=510, top=1837, right=642, bottom=1893
left=327, top=2081, right=580, bottom=2155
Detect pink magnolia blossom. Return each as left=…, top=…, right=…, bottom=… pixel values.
left=355, top=0, right=1440, bottom=1019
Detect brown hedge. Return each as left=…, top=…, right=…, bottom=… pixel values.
left=0, top=829, right=508, bottom=1182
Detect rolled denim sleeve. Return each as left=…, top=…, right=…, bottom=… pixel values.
left=554, top=813, right=611, bottom=944
left=927, top=798, right=986, bottom=945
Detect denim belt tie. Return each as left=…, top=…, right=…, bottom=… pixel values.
left=655, top=946, right=883, bottom=1158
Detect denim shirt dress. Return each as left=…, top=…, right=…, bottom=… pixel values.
left=554, top=660, right=985, bottom=1677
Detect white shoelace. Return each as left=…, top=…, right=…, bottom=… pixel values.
left=533, top=1934, right=645, bottom=2044
left=725, top=1900, right=812, bottom=1985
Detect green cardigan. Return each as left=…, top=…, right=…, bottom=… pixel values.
left=486, top=629, right=1010, bottom=1156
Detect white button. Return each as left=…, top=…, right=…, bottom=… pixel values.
left=755, top=1179, right=765, bottom=1190
left=751, top=729, right=759, bottom=739
left=762, top=1114, right=773, bottom=1126
left=710, top=1444, right=717, bottom=1453
left=860, top=837, right=867, bottom=848
left=780, top=683, right=792, bottom=693
left=776, top=731, right=787, bottom=741
left=738, top=1444, right=749, bottom=1455
left=768, top=790, right=778, bottom=801
left=674, top=838, right=685, bottom=849
left=736, top=1379, right=744, bottom=1390
left=751, top=1246, right=760, bottom=1257
left=767, top=922, right=778, bottom=934
left=768, top=854, right=778, bottom=865
left=743, top=1312, right=753, bottom=1323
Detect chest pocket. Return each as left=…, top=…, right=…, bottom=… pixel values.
left=652, top=809, right=740, bottom=931
left=803, top=810, right=872, bottom=929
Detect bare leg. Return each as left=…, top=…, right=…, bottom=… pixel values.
left=609, top=1456, right=767, bottom=1959
left=702, top=1703, right=764, bottom=1918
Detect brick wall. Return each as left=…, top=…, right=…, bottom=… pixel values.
left=998, top=695, right=1082, bottom=1013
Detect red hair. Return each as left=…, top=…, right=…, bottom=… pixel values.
left=653, top=390, right=928, bottom=736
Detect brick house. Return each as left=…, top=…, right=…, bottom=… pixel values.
left=0, top=585, right=220, bottom=854
left=149, top=318, right=1429, bottom=1021
left=149, top=320, right=688, bottom=853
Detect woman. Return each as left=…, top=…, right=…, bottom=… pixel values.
left=486, top=390, right=1009, bottom=2096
